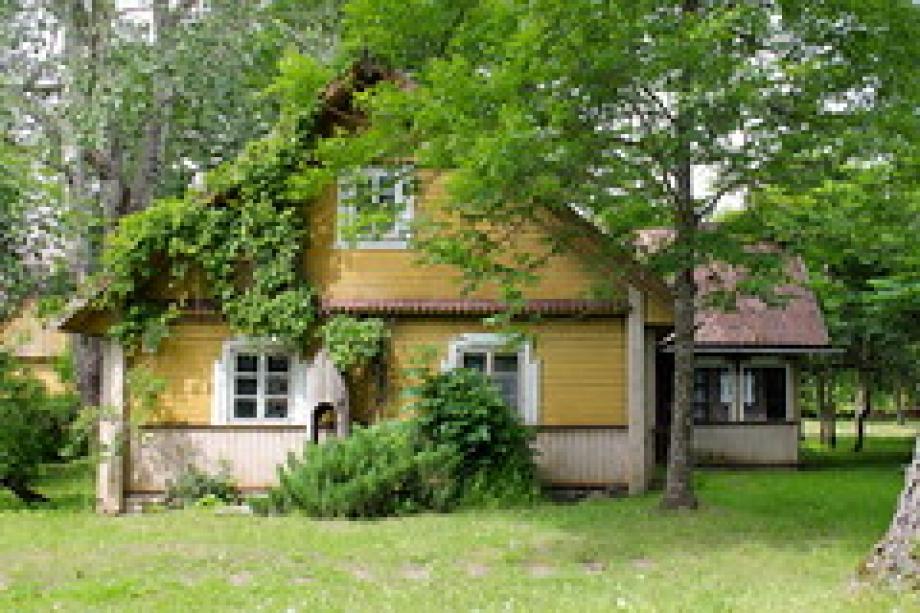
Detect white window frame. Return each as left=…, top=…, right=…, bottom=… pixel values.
left=336, top=165, right=415, bottom=250
left=211, top=337, right=309, bottom=426
left=441, top=333, right=541, bottom=426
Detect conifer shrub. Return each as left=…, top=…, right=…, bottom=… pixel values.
left=270, top=421, right=458, bottom=518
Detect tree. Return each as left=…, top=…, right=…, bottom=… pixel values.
left=338, top=0, right=920, bottom=508
left=1, top=0, right=344, bottom=404
left=0, top=350, right=72, bottom=502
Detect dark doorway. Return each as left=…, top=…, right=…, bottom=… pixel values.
left=654, top=349, right=675, bottom=465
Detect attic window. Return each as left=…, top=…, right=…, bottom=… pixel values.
left=337, top=166, right=414, bottom=249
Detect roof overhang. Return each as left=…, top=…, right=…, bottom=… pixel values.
left=660, top=343, right=843, bottom=355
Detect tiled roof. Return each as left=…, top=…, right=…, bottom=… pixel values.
left=319, top=298, right=626, bottom=316
left=694, top=257, right=830, bottom=347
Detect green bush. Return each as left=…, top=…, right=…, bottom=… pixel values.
left=0, top=350, right=71, bottom=502
left=270, top=421, right=458, bottom=518
left=412, top=368, right=539, bottom=504
left=165, top=465, right=239, bottom=508
left=269, top=369, right=539, bottom=518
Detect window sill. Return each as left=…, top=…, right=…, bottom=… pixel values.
left=334, top=240, right=410, bottom=250
left=694, top=420, right=799, bottom=427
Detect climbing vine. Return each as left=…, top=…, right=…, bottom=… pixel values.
left=95, top=51, right=387, bottom=361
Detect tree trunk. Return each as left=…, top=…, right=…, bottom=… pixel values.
left=855, top=369, right=872, bottom=452
left=864, top=437, right=920, bottom=586
left=818, top=368, right=836, bottom=448
left=896, top=379, right=905, bottom=426
left=661, top=166, right=698, bottom=510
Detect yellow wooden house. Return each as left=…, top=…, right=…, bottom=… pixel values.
left=59, top=63, right=830, bottom=513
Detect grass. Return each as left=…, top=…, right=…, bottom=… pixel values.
left=0, top=434, right=916, bottom=612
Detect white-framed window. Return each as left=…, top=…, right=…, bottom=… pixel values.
left=212, top=338, right=309, bottom=425
left=442, top=333, right=541, bottom=426
left=337, top=165, right=415, bottom=249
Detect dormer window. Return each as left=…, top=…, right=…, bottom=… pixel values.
left=337, top=165, right=414, bottom=249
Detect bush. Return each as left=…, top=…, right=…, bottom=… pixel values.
left=165, top=465, right=239, bottom=508
left=412, top=368, right=539, bottom=504
left=269, top=369, right=540, bottom=518
left=270, top=421, right=458, bottom=518
left=0, top=350, right=71, bottom=502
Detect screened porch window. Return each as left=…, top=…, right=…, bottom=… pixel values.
left=692, top=363, right=790, bottom=424
left=693, top=367, right=734, bottom=423
left=742, top=367, right=787, bottom=422
left=231, top=352, right=291, bottom=421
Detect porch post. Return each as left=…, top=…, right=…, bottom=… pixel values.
left=628, top=286, right=648, bottom=494
left=97, top=339, right=125, bottom=514
left=644, top=329, right=658, bottom=480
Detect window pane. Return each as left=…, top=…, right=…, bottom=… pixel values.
left=267, top=355, right=290, bottom=373
left=266, top=375, right=288, bottom=396
left=694, top=367, right=732, bottom=423
left=235, top=377, right=258, bottom=396
left=233, top=398, right=257, bottom=419
left=462, top=352, right=487, bottom=372
left=236, top=354, right=258, bottom=373
left=493, top=354, right=518, bottom=373
left=265, top=399, right=288, bottom=419
left=492, top=372, right=519, bottom=410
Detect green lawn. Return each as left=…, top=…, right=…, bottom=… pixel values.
left=0, top=434, right=916, bottom=612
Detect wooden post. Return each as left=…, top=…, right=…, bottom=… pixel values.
left=644, top=329, right=657, bottom=481
left=97, top=339, right=125, bottom=514
left=628, top=286, right=648, bottom=495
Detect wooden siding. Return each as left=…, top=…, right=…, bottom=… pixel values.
left=131, top=322, right=232, bottom=424
left=1, top=301, right=68, bottom=393
left=373, top=318, right=627, bottom=427
left=304, top=171, right=630, bottom=303
left=694, top=423, right=799, bottom=465
left=645, top=292, right=674, bottom=325
left=534, top=428, right=629, bottom=485
left=129, top=426, right=308, bottom=491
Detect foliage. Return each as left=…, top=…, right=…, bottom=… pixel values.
left=271, top=367, right=538, bottom=518
left=319, top=315, right=389, bottom=372
left=749, top=160, right=920, bottom=384
left=411, top=368, right=538, bottom=503
left=97, top=53, right=334, bottom=351
left=165, top=465, right=239, bottom=509
left=339, top=0, right=920, bottom=508
left=0, top=351, right=73, bottom=501
left=270, top=420, right=458, bottom=518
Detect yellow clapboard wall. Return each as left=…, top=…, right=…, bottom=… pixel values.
left=305, top=171, right=625, bottom=302
left=131, top=322, right=231, bottom=424
left=375, top=318, right=627, bottom=427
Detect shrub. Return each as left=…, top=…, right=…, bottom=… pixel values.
left=0, top=350, right=71, bottom=502
left=270, top=421, right=458, bottom=518
left=411, top=368, right=539, bottom=504
left=165, top=465, right=238, bottom=508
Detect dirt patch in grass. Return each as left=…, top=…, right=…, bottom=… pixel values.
left=399, top=564, right=431, bottom=581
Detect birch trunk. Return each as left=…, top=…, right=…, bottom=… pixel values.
left=864, top=437, right=920, bottom=586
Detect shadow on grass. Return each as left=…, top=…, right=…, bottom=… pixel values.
left=0, top=458, right=95, bottom=512
left=801, top=434, right=916, bottom=470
